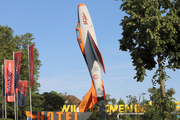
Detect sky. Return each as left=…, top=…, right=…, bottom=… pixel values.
left=0, top=0, right=179, bottom=104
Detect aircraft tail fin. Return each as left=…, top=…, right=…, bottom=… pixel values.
left=24, top=111, right=36, bottom=119
left=77, top=79, right=106, bottom=112
left=77, top=81, right=98, bottom=112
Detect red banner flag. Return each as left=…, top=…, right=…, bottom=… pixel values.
left=18, top=81, right=27, bottom=106
left=14, top=51, right=22, bottom=89
left=29, top=45, right=34, bottom=88
left=5, top=60, right=14, bottom=102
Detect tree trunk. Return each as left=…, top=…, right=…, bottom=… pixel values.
left=158, top=56, right=167, bottom=120
left=160, top=80, right=167, bottom=120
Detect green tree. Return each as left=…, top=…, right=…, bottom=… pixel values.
left=125, top=93, right=147, bottom=120
left=126, top=95, right=137, bottom=105
left=0, top=25, right=42, bottom=119
left=119, top=0, right=180, bottom=119
left=43, top=91, right=65, bottom=111
left=111, top=98, right=116, bottom=107
left=143, top=87, right=176, bottom=120
left=117, top=98, right=125, bottom=105
left=104, top=94, right=111, bottom=105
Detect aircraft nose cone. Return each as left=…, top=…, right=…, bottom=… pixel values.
left=78, top=3, right=86, bottom=7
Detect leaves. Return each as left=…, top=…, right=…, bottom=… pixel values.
left=43, top=91, right=65, bottom=111
left=119, top=0, right=180, bottom=83
left=119, top=1, right=180, bottom=119
left=144, top=87, right=177, bottom=119
left=0, top=25, right=42, bottom=119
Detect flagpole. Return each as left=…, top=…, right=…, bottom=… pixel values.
left=2, top=65, right=4, bottom=118
left=14, top=51, right=22, bottom=120
left=13, top=52, right=17, bottom=120
left=28, top=46, right=32, bottom=119
left=29, top=84, right=32, bottom=119
left=17, top=88, right=18, bottom=120
left=4, top=59, right=7, bottom=118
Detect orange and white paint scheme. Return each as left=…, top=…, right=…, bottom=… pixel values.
left=76, top=3, right=106, bottom=120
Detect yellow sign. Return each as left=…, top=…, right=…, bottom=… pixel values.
left=61, top=105, right=77, bottom=112
left=61, top=101, right=180, bottom=113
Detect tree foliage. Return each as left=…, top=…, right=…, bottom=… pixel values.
left=117, top=98, right=125, bottom=105
left=43, top=91, right=65, bottom=111
left=0, top=25, right=42, bottom=119
left=119, top=1, right=180, bottom=119
left=119, top=0, right=180, bottom=83
left=142, top=87, right=177, bottom=120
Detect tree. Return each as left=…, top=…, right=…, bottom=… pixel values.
left=0, top=25, right=42, bottom=119
left=117, top=98, right=125, bottom=105
left=111, top=98, right=116, bottom=107
left=125, top=93, right=148, bottom=120
left=119, top=0, right=180, bottom=119
left=142, top=87, right=176, bottom=120
left=43, top=91, right=65, bottom=111
left=126, top=95, right=137, bottom=105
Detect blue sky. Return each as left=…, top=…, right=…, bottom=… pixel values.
left=1, top=1, right=179, bottom=104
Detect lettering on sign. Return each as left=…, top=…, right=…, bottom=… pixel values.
left=79, top=99, right=87, bottom=109
left=25, top=111, right=92, bottom=120
left=82, top=12, right=88, bottom=24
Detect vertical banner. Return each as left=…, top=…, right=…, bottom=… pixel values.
left=5, top=60, right=15, bottom=102
left=14, top=52, right=22, bottom=120
left=18, top=81, right=27, bottom=106
left=14, top=52, right=22, bottom=89
left=29, top=45, right=34, bottom=88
